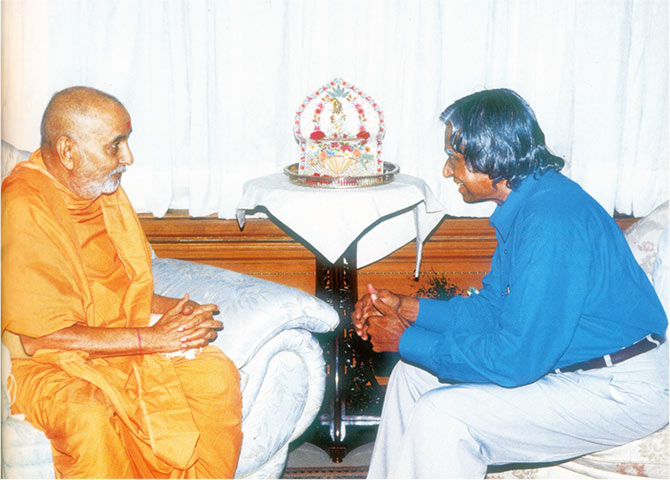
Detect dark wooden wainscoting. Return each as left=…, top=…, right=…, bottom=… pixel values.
left=139, top=212, right=638, bottom=299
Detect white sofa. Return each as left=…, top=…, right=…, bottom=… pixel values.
left=488, top=200, right=669, bottom=479
left=0, top=141, right=340, bottom=478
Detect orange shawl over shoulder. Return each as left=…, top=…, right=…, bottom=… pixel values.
left=1, top=150, right=153, bottom=338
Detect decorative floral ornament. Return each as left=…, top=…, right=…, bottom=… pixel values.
left=294, top=78, right=385, bottom=177
left=310, top=127, right=326, bottom=140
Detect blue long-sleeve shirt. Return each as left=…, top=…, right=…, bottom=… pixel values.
left=399, top=170, right=667, bottom=387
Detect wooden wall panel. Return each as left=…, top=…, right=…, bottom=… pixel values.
left=140, top=213, right=317, bottom=293
left=358, top=218, right=497, bottom=297
left=140, top=212, right=638, bottom=300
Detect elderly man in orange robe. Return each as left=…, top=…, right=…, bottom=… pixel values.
left=1, top=86, right=243, bottom=478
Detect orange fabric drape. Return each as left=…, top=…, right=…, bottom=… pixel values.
left=2, top=150, right=153, bottom=338
left=1, top=151, right=242, bottom=478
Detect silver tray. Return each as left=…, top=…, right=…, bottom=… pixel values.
left=283, top=162, right=399, bottom=189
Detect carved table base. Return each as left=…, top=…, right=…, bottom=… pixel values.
left=308, top=244, right=389, bottom=462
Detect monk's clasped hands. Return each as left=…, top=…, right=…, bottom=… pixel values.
left=151, top=295, right=222, bottom=353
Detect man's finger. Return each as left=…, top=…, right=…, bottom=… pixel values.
left=371, top=293, right=393, bottom=315
left=363, top=299, right=383, bottom=320
left=167, top=295, right=190, bottom=315
left=356, top=326, right=369, bottom=341
left=190, top=304, right=218, bottom=316
left=181, top=300, right=197, bottom=315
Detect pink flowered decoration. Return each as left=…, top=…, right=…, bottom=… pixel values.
left=294, top=78, right=385, bottom=177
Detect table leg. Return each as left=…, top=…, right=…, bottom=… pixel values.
left=312, top=244, right=386, bottom=462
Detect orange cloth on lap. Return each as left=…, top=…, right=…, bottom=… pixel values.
left=1, top=150, right=242, bottom=478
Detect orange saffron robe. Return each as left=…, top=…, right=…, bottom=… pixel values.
left=1, top=151, right=242, bottom=478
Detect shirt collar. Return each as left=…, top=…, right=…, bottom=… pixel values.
left=489, top=170, right=557, bottom=241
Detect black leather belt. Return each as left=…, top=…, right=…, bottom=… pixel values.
left=554, top=333, right=666, bottom=374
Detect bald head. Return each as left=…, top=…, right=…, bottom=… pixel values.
left=38, top=86, right=134, bottom=200
left=40, top=86, right=125, bottom=149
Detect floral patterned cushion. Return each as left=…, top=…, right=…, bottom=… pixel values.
left=565, top=427, right=669, bottom=478
left=487, top=427, right=668, bottom=479
left=652, top=222, right=670, bottom=319
left=151, top=257, right=339, bottom=368
left=624, top=201, right=668, bottom=280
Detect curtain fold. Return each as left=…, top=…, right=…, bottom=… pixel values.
left=2, top=0, right=667, bottom=218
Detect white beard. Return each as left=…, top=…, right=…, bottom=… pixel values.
left=101, top=165, right=126, bottom=194
left=80, top=166, right=126, bottom=198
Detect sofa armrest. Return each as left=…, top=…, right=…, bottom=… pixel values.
left=239, top=329, right=325, bottom=432
left=235, top=329, right=326, bottom=477
left=151, top=258, right=339, bottom=368
left=1, top=344, right=55, bottom=479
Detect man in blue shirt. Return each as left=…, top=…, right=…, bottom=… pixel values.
left=353, top=89, right=668, bottom=478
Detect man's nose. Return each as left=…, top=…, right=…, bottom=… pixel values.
left=119, top=144, right=134, bottom=166
left=443, top=161, right=453, bottom=178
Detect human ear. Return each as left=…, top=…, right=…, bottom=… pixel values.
left=55, top=135, right=75, bottom=170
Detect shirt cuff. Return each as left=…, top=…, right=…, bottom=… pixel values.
left=413, top=297, right=452, bottom=333
left=399, top=325, right=442, bottom=371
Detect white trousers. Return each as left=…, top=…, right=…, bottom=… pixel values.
left=367, top=342, right=668, bottom=479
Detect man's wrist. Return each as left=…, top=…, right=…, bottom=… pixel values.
left=398, top=296, right=420, bottom=324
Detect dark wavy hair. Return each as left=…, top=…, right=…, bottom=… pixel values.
left=439, top=88, right=564, bottom=190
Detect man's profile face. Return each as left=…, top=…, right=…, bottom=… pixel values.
left=442, top=123, right=507, bottom=205
left=69, top=101, right=134, bottom=200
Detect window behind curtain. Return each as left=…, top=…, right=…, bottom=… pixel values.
left=2, top=0, right=667, bottom=218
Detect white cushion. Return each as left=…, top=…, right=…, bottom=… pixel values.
left=1, top=140, right=30, bottom=180
left=624, top=201, right=669, bottom=280
left=151, top=257, right=339, bottom=369
left=652, top=222, right=670, bottom=320
left=1, top=346, right=55, bottom=478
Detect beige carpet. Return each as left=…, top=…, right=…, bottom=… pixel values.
left=283, top=442, right=373, bottom=479
left=282, top=465, right=369, bottom=479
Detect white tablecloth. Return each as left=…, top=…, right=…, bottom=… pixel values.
left=236, top=173, right=445, bottom=274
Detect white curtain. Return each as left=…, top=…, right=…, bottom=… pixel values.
left=2, top=0, right=668, bottom=218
